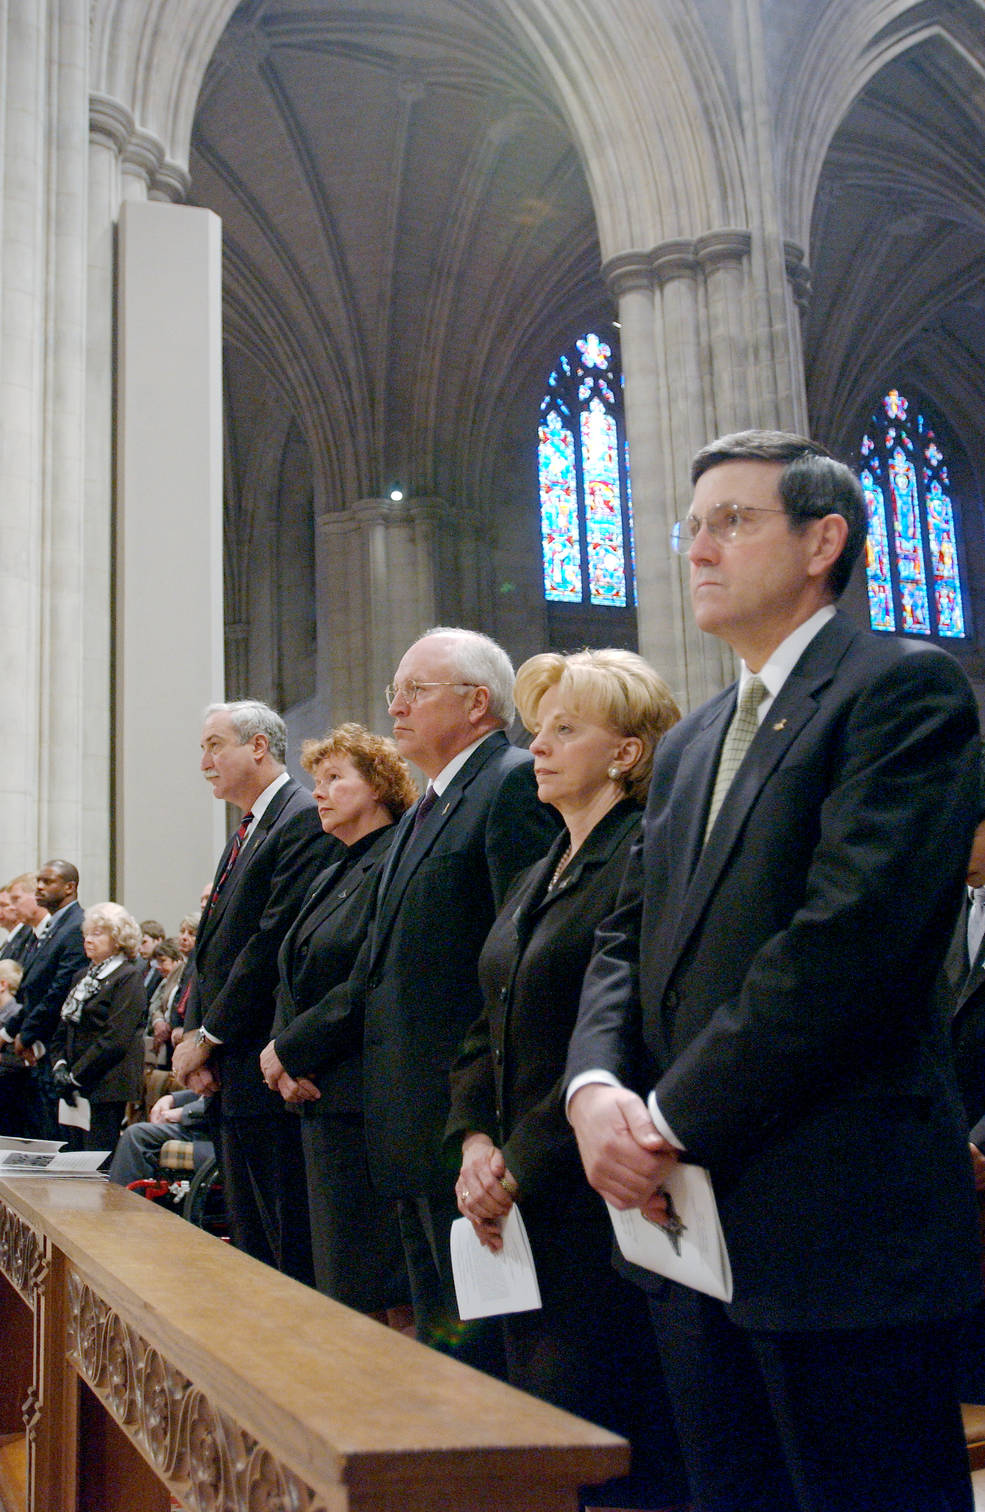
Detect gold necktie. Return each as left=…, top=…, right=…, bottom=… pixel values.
left=704, top=675, right=766, bottom=841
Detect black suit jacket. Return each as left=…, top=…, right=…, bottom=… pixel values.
left=191, top=777, right=340, bottom=1116
left=567, top=612, right=982, bottom=1331
left=357, top=731, right=560, bottom=1198
left=940, top=902, right=985, bottom=1143
left=271, top=824, right=396, bottom=1114
left=49, top=958, right=147, bottom=1104
left=14, top=902, right=87, bottom=1049
left=0, top=924, right=34, bottom=967
left=447, top=801, right=640, bottom=1200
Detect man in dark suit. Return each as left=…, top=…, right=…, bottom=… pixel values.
left=0, top=873, right=45, bottom=967
left=1, top=861, right=87, bottom=1138
left=941, top=791, right=985, bottom=1146
left=172, top=699, right=338, bottom=1281
left=566, top=432, right=981, bottom=1512
left=356, top=627, right=558, bottom=1362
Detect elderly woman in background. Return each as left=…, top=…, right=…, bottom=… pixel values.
left=446, top=649, right=685, bottom=1504
left=260, top=723, right=417, bottom=1317
left=50, top=903, right=147, bottom=1159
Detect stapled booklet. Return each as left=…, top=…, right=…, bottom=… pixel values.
left=451, top=1204, right=542, bottom=1319
left=607, top=1160, right=733, bottom=1302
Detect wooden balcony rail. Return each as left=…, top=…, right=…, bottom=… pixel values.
left=0, top=1177, right=627, bottom=1512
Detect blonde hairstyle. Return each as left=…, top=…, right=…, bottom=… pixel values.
left=179, top=913, right=201, bottom=938
left=83, top=903, right=142, bottom=960
left=8, top=873, right=37, bottom=892
left=301, top=722, right=418, bottom=820
left=0, top=959, right=23, bottom=991
left=514, top=649, right=681, bottom=804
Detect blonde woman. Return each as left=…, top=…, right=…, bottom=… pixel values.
left=447, top=649, right=685, bottom=1504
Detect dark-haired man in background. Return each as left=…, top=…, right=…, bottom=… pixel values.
left=1, top=860, right=86, bottom=1137
left=567, top=432, right=981, bottom=1512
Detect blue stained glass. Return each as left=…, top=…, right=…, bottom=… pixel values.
left=855, top=389, right=968, bottom=640
left=537, top=329, right=635, bottom=611
left=860, top=469, right=895, bottom=631
left=888, top=447, right=931, bottom=633
left=925, top=479, right=965, bottom=636
left=581, top=399, right=626, bottom=606
left=625, top=444, right=636, bottom=608
left=539, top=410, right=581, bottom=602
left=577, top=334, right=611, bottom=370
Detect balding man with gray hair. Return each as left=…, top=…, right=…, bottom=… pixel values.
left=173, top=698, right=339, bottom=1282
left=353, top=627, right=559, bottom=1368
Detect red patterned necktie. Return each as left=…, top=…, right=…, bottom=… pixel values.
left=206, top=811, right=254, bottom=913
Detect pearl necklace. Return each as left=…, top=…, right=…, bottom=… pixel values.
left=547, top=843, right=573, bottom=892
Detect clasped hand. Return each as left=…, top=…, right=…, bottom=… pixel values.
left=568, top=1083, right=678, bottom=1225
left=456, top=1132, right=516, bottom=1252
left=259, top=1039, right=320, bottom=1104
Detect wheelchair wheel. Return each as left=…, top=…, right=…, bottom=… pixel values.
left=181, top=1153, right=227, bottom=1237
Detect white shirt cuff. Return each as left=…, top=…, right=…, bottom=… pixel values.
left=0, top=1027, right=12, bottom=1044
left=647, top=1090, right=685, bottom=1151
left=565, top=1068, right=623, bottom=1114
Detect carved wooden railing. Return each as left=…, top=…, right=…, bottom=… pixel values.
left=0, top=1178, right=627, bottom=1512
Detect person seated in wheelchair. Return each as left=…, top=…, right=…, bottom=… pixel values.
left=107, top=1087, right=214, bottom=1188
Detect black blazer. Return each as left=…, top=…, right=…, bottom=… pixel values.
left=0, top=924, right=34, bottom=967
left=939, top=902, right=985, bottom=1142
left=271, top=824, right=397, bottom=1114
left=14, top=902, right=88, bottom=1048
left=567, top=612, right=982, bottom=1331
left=191, top=777, right=341, bottom=1115
left=357, top=731, right=560, bottom=1198
left=49, top=958, right=147, bottom=1104
left=447, top=801, right=641, bottom=1201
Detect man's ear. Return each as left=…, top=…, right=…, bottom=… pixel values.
left=467, top=685, right=491, bottom=724
left=807, top=513, right=849, bottom=581
left=251, top=733, right=270, bottom=762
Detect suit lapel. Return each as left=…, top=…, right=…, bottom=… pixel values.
left=664, top=616, right=850, bottom=977
left=200, top=779, right=297, bottom=948
left=369, top=732, right=508, bottom=961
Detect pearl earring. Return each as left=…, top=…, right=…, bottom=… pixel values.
left=607, top=765, right=620, bottom=781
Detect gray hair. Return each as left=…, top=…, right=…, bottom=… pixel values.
left=204, top=700, right=287, bottom=764
left=83, top=903, right=142, bottom=960
left=423, top=628, right=516, bottom=726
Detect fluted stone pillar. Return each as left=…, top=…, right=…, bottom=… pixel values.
left=0, top=0, right=89, bottom=878
left=317, top=498, right=450, bottom=735
left=608, top=228, right=809, bottom=710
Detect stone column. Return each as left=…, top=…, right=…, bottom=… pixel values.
left=114, top=201, right=225, bottom=925
left=0, top=0, right=89, bottom=878
left=608, top=224, right=811, bottom=710
left=317, top=497, right=447, bottom=734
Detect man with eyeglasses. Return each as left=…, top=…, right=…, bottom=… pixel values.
left=566, top=431, right=981, bottom=1511
left=356, top=626, right=558, bottom=1368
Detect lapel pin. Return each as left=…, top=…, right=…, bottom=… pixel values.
left=772, top=718, right=787, bottom=731
left=441, top=801, right=451, bottom=815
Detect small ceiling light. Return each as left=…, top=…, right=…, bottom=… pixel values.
left=389, top=488, right=404, bottom=502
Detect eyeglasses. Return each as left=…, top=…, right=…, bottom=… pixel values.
left=670, top=503, right=789, bottom=555
left=384, top=680, right=478, bottom=706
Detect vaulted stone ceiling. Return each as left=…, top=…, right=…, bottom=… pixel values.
left=805, top=29, right=985, bottom=457
left=189, top=0, right=608, bottom=524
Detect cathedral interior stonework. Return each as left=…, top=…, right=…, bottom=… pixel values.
left=2, top=0, right=983, bottom=918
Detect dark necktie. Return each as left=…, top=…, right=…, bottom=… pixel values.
left=206, top=811, right=254, bottom=913
left=411, top=785, right=438, bottom=833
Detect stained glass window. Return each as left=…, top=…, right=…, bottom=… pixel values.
left=539, top=330, right=635, bottom=607
left=854, top=390, right=967, bottom=639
